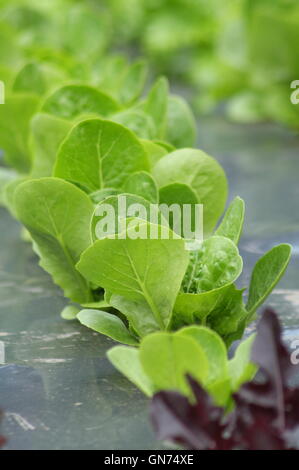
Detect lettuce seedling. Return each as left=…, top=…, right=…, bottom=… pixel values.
left=152, top=148, right=228, bottom=235
left=30, top=113, right=72, bottom=177
left=0, top=54, right=197, bottom=192
left=117, top=60, right=148, bottom=106
left=38, top=76, right=195, bottom=160
left=14, top=177, right=94, bottom=304
left=54, top=119, right=150, bottom=192
left=77, top=221, right=189, bottom=336
left=111, top=109, right=156, bottom=141
left=77, top=198, right=291, bottom=345
left=107, top=323, right=256, bottom=407
left=0, top=30, right=291, bottom=380
left=41, top=85, right=120, bottom=120
left=165, top=95, right=197, bottom=149
left=150, top=309, right=299, bottom=450
left=0, top=93, right=39, bottom=172
left=13, top=63, right=47, bottom=96
left=10, top=113, right=224, bottom=311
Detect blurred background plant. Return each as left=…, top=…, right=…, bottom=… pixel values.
left=1, top=0, right=299, bottom=125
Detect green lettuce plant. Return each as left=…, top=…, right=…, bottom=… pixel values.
left=76, top=199, right=291, bottom=346
left=8, top=104, right=226, bottom=310
left=107, top=324, right=257, bottom=407
left=0, top=65, right=196, bottom=186
left=10, top=130, right=290, bottom=346
left=14, top=177, right=94, bottom=304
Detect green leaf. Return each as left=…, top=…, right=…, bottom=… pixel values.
left=207, top=285, right=248, bottom=345
left=42, top=85, right=119, bottom=120
left=152, top=149, right=228, bottom=235
left=246, top=244, right=292, bottom=316
left=159, top=182, right=199, bottom=236
left=140, top=139, right=168, bottom=167
left=172, top=290, right=222, bottom=327
left=139, top=332, right=209, bottom=396
left=107, top=345, right=154, bottom=397
left=0, top=93, right=39, bottom=172
left=30, top=113, right=72, bottom=177
left=81, top=300, right=110, bottom=309
left=14, top=177, right=94, bottom=303
left=207, top=377, right=232, bottom=407
left=13, top=63, right=46, bottom=96
left=62, top=6, right=108, bottom=60
left=77, top=221, right=189, bottom=336
left=89, top=188, right=121, bottom=204
left=77, top=309, right=138, bottom=346
left=111, top=109, right=156, bottom=140
left=166, top=95, right=196, bottom=148
left=173, top=284, right=248, bottom=346
left=228, top=334, right=257, bottom=391
left=3, top=176, right=29, bottom=216
left=153, top=140, right=176, bottom=152
left=182, top=236, right=243, bottom=294
left=118, top=60, right=148, bottom=105
left=159, top=183, right=198, bottom=206
left=141, top=77, right=169, bottom=138
left=60, top=305, right=80, bottom=320
left=93, top=54, right=127, bottom=93
left=176, top=326, right=228, bottom=385
left=215, top=197, right=245, bottom=244
left=54, top=119, right=149, bottom=192
left=124, top=171, right=158, bottom=203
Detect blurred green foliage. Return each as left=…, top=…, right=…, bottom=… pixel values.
left=0, top=0, right=299, bottom=127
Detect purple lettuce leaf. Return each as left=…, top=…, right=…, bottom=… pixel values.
left=150, top=308, right=299, bottom=450
left=151, top=376, right=236, bottom=450
left=233, top=308, right=299, bottom=449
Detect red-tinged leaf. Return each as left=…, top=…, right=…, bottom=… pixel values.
left=251, top=309, right=291, bottom=379
left=235, top=308, right=299, bottom=430
left=250, top=308, right=291, bottom=428
left=232, top=403, right=287, bottom=450
left=232, top=309, right=299, bottom=448
left=285, top=388, right=299, bottom=430
left=151, top=309, right=299, bottom=450
left=150, top=376, right=235, bottom=450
